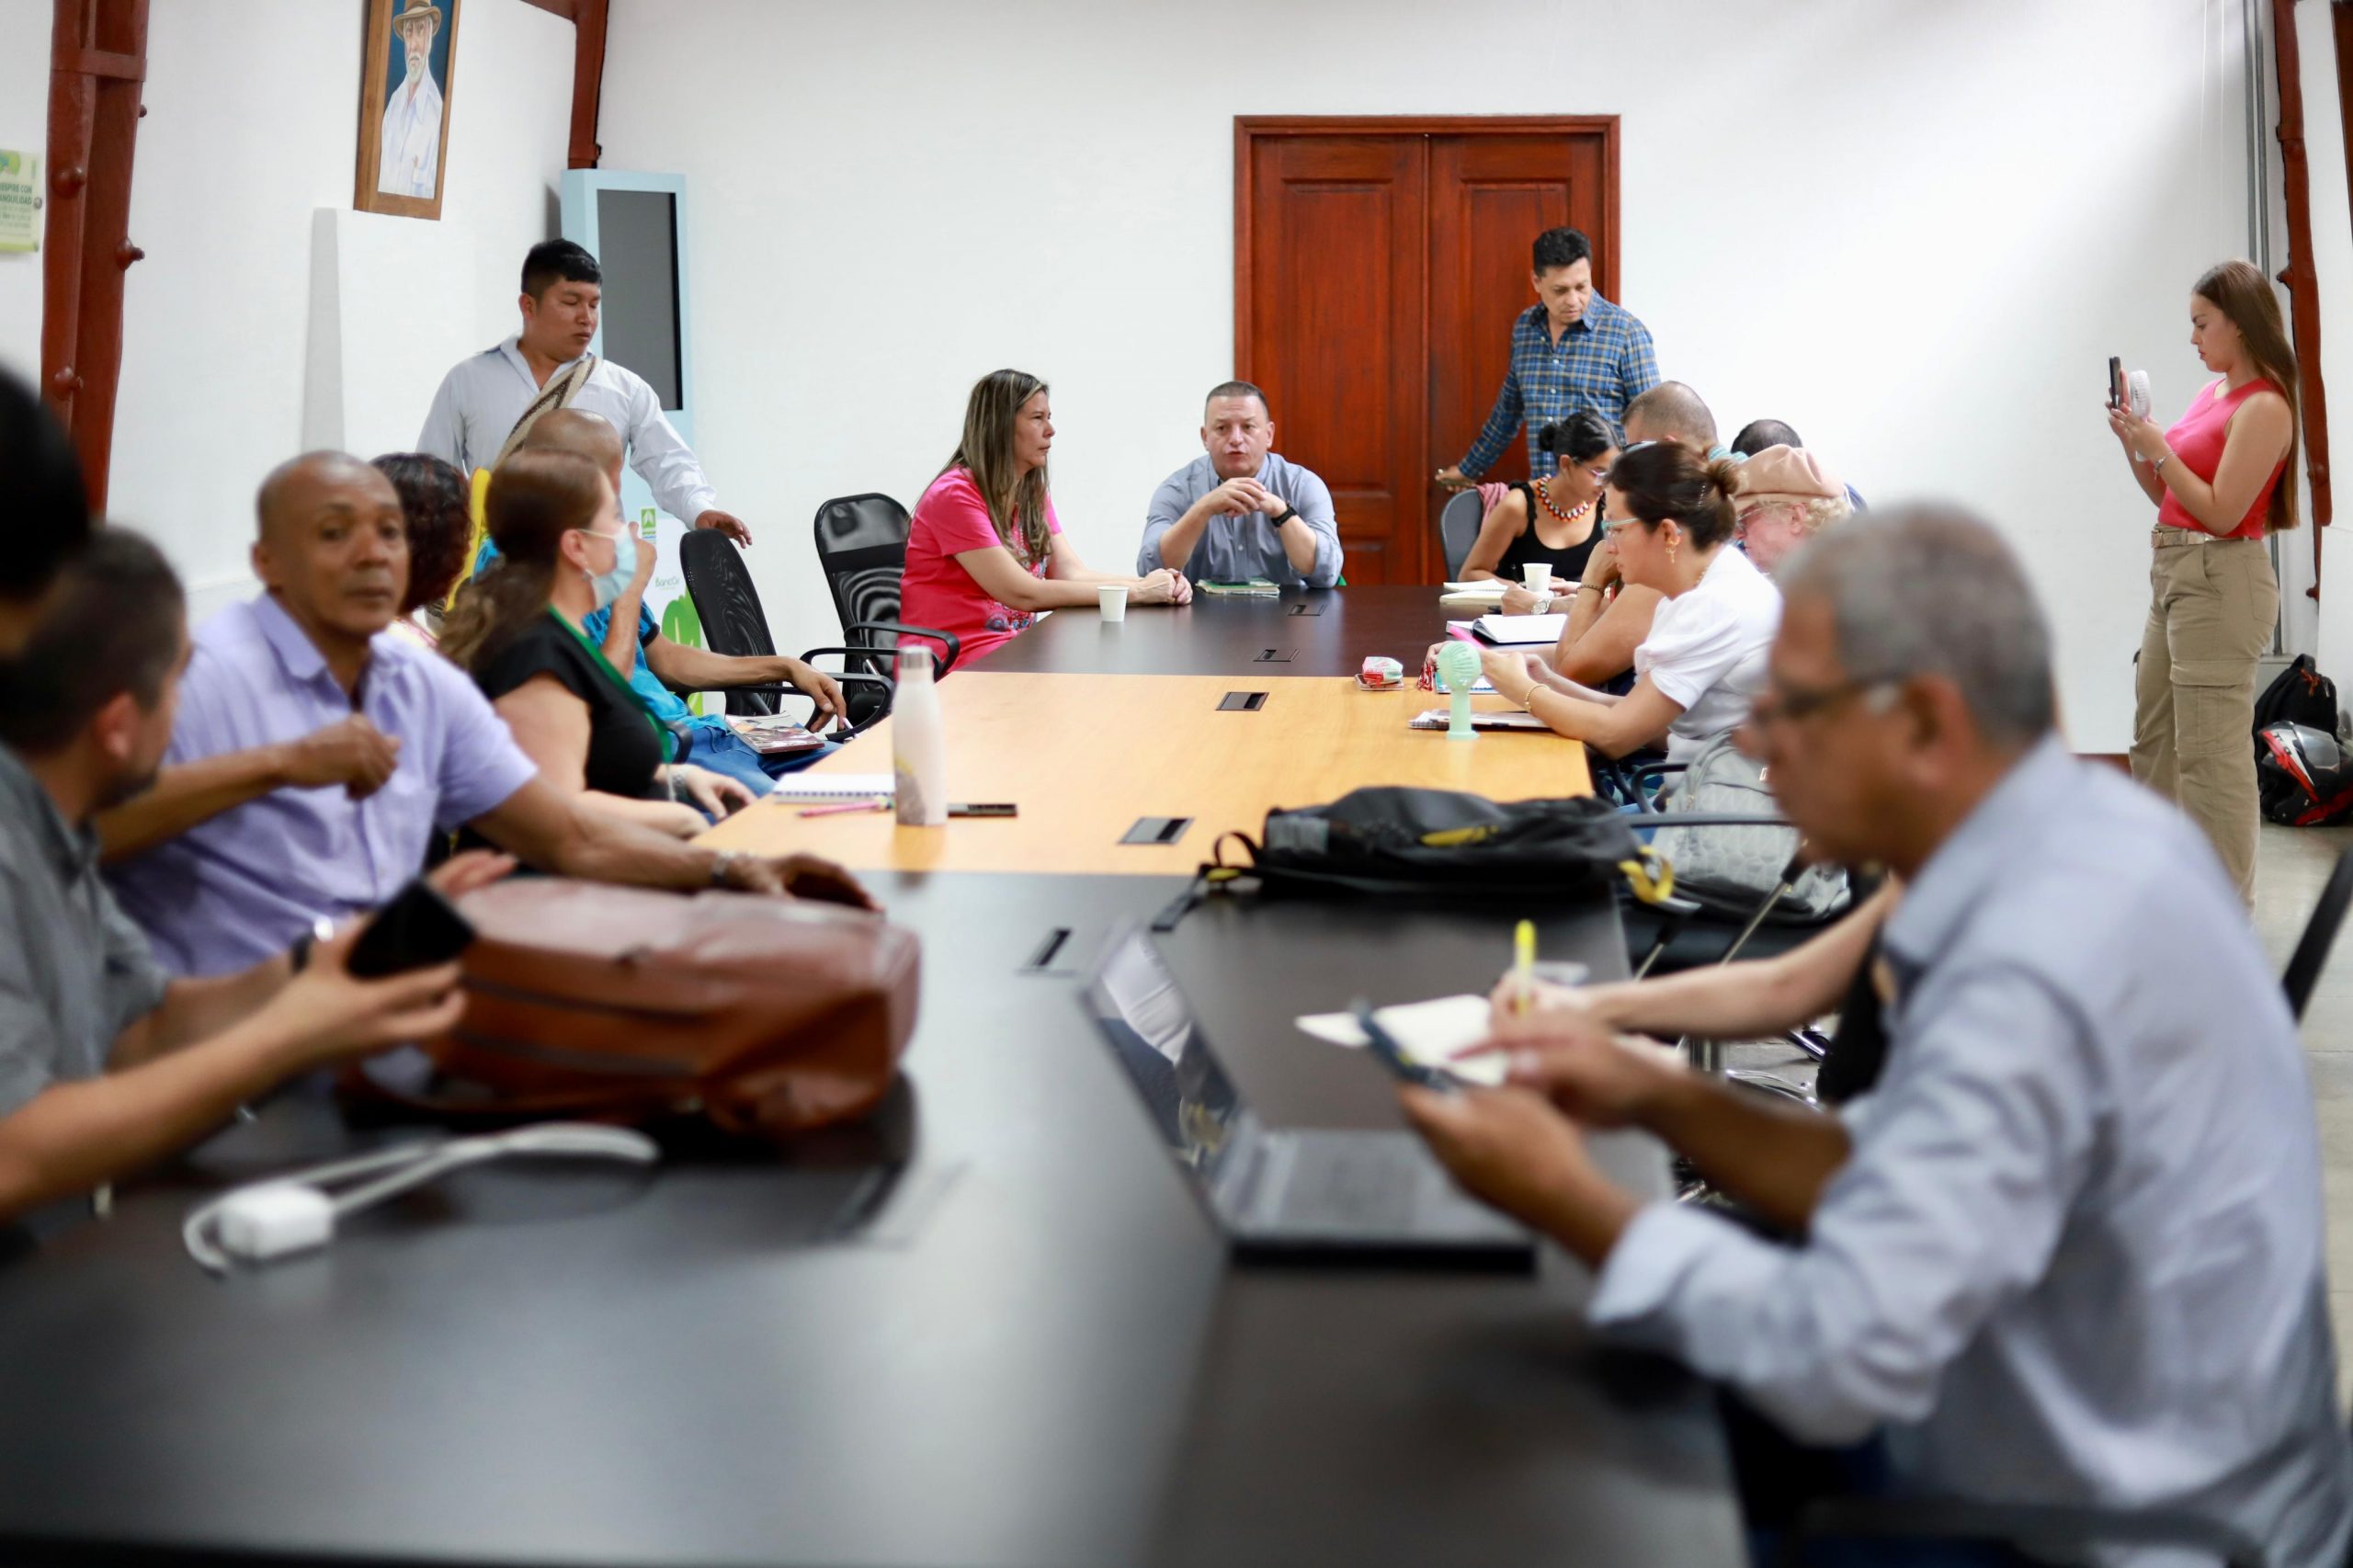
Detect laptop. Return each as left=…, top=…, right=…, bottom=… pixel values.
left=1080, top=925, right=1535, bottom=1270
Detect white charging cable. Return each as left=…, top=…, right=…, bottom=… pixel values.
left=183, top=1123, right=659, bottom=1275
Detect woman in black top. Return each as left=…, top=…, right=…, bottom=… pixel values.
left=441, top=449, right=752, bottom=837
left=1457, top=410, right=1618, bottom=590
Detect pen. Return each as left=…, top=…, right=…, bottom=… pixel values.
left=1513, top=919, right=1536, bottom=1015
left=798, top=798, right=891, bottom=818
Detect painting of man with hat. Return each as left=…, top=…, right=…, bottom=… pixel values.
left=361, top=0, right=459, bottom=211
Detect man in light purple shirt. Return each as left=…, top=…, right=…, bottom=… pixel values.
left=108, top=453, right=871, bottom=977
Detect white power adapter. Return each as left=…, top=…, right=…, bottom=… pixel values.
left=212, top=1183, right=336, bottom=1262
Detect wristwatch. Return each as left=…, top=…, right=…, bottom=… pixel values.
left=1271, top=506, right=1300, bottom=527
left=1532, top=590, right=1556, bottom=614
left=289, top=914, right=334, bottom=973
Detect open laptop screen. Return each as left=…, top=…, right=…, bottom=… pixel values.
left=1082, top=927, right=1249, bottom=1192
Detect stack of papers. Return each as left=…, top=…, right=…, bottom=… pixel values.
left=1199, top=579, right=1282, bottom=597
left=1409, top=708, right=1552, bottom=733
left=1470, top=613, right=1567, bottom=646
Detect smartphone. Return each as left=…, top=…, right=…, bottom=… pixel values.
left=1355, top=1005, right=1460, bottom=1094
left=949, top=802, right=1018, bottom=818
left=2109, top=356, right=2126, bottom=410
left=346, top=878, right=476, bottom=979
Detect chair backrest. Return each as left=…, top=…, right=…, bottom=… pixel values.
left=813, top=493, right=914, bottom=647
left=677, top=530, right=780, bottom=717
left=1438, top=489, right=1484, bottom=579
left=2282, top=846, right=2353, bottom=1022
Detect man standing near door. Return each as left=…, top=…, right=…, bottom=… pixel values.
left=1437, top=227, right=1659, bottom=488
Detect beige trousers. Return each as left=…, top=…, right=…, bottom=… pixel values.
left=2130, top=530, right=2278, bottom=904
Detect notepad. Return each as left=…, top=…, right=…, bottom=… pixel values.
left=764, top=772, right=895, bottom=802
left=1294, top=995, right=1508, bottom=1087
left=1441, top=580, right=1511, bottom=597
left=727, top=716, right=827, bottom=756
left=1198, top=579, right=1282, bottom=597
left=1431, top=668, right=1496, bottom=696
left=1470, top=613, right=1566, bottom=646
left=1409, top=708, right=1552, bottom=733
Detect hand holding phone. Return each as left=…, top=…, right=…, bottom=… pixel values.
left=346, top=878, right=476, bottom=979
left=2109, top=356, right=2126, bottom=411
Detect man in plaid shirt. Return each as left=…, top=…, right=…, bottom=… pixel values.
left=1438, top=227, right=1659, bottom=484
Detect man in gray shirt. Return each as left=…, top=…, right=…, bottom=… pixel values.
left=1405, top=506, right=2352, bottom=1562
left=0, top=530, right=495, bottom=1222
left=1137, top=381, right=1341, bottom=588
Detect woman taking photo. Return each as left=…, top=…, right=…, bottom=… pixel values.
left=2109, top=259, right=2296, bottom=903
left=901, top=369, right=1192, bottom=665
left=1462, top=410, right=1619, bottom=595
left=442, top=449, right=753, bottom=839
left=1477, top=442, right=1778, bottom=762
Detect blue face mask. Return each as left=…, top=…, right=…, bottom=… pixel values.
left=582, top=527, right=638, bottom=612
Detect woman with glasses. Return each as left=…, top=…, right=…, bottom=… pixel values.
left=1458, top=410, right=1619, bottom=595
left=1478, top=442, right=1777, bottom=761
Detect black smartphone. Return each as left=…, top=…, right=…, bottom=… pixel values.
left=949, top=802, right=1018, bottom=818
left=2109, top=356, right=2125, bottom=410
left=346, top=878, right=476, bottom=979
left=1355, top=1005, right=1460, bottom=1094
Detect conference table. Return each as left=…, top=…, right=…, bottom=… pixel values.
left=0, top=587, right=1744, bottom=1567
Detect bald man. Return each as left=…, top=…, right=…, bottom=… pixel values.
left=1621, top=381, right=1727, bottom=458
left=483, top=411, right=846, bottom=791
left=107, top=452, right=870, bottom=977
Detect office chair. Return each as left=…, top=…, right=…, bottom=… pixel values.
left=676, top=530, right=893, bottom=734
left=1437, top=489, right=1483, bottom=579
left=811, top=493, right=962, bottom=687
left=2282, top=846, right=2353, bottom=1023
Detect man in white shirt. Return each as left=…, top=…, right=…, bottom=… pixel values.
left=416, top=240, right=754, bottom=547
left=1407, top=506, right=2353, bottom=1564
left=376, top=0, right=443, bottom=200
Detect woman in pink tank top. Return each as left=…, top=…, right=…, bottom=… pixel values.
left=2106, top=259, right=2299, bottom=904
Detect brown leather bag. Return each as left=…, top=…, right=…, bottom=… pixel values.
left=366, top=879, right=919, bottom=1138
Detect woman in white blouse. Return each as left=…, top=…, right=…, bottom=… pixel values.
left=1479, top=442, right=1778, bottom=761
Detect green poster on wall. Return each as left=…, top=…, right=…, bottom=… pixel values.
left=0, top=152, right=39, bottom=254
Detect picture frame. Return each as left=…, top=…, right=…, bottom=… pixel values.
left=355, top=0, right=461, bottom=220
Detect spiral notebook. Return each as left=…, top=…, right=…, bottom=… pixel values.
left=764, top=773, right=896, bottom=802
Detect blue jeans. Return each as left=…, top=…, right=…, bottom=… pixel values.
left=681, top=724, right=844, bottom=796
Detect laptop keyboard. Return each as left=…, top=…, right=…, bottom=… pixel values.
left=1273, top=1144, right=1423, bottom=1228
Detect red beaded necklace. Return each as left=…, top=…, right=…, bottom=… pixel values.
left=1533, top=476, right=1594, bottom=525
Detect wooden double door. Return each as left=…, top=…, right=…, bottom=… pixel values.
left=1236, top=118, right=1620, bottom=585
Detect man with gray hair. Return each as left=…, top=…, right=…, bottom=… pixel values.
left=1403, top=506, right=2351, bottom=1562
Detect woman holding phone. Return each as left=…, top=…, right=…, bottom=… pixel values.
left=2108, top=259, right=2297, bottom=903
left=900, top=369, right=1191, bottom=666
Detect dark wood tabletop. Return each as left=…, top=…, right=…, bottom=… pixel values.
left=974, top=585, right=1462, bottom=678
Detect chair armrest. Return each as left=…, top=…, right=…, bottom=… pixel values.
left=846, top=621, right=961, bottom=675
left=1788, top=1495, right=2266, bottom=1568
left=722, top=672, right=895, bottom=736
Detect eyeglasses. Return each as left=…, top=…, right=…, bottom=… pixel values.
left=1745, top=676, right=1901, bottom=729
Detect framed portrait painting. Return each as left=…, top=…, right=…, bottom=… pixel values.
left=355, top=0, right=460, bottom=220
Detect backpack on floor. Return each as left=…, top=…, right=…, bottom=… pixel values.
left=2257, top=722, right=2353, bottom=827
left=2254, top=655, right=2340, bottom=757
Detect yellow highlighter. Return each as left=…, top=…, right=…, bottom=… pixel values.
left=1513, top=919, right=1537, bottom=1015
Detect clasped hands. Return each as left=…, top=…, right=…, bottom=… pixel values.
left=1201, top=476, right=1291, bottom=523
left=1396, top=976, right=1677, bottom=1265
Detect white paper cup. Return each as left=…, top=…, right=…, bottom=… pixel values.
left=1521, top=562, right=1553, bottom=593
left=1098, top=585, right=1130, bottom=622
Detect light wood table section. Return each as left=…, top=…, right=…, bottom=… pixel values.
left=699, top=673, right=1592, bottom=876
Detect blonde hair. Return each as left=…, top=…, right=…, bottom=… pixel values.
left=939, top=369, right=1052, bottom=562
left=2194, top=258, right=2302, bottom=532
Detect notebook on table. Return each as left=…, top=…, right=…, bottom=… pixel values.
left=1408, top=708, right=1552, bottom=733
left=763, top=772, right=895, bottom=802
left=1468, top=613, right=1566, bottom=646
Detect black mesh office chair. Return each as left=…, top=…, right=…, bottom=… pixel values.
left=676, top=531, right=892, bottom=733
left=1437, top=489, right=1484, bottom=580
left=811, top=493, right=961, bottom=684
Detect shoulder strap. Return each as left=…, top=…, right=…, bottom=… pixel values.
left=494, top=352, right=599, bottom=470
left=545, top=608, right=676, bottom=764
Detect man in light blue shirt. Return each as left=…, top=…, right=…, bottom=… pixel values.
left=1404, top=506, right=2352, bottom=1564
left=1137, top=381, right=1341, bottom=589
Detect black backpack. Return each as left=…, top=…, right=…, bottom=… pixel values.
left=2257, top=722, right=2353, bottom=826
left=1212, top=788, right=1667, bottom=900
left=2254, top=656, right=2339, bottom=757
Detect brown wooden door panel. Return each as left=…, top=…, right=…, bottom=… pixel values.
left=1242, top=135, right=1426, bottom=585
left=1239, top=119, right=1618, bottom=585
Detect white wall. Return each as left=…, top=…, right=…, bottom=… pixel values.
left=0, top=0, right=573, bottom=621
left=2293, top=0, right=2353, bottom=722
left=0, top=0, right=51, bottom=376
left=597, top=0, right=2262, bottom=753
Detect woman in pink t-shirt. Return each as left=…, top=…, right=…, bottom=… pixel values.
left=2107, top=259, right=2298, bottom=904
left=901, top=369, right=1191, bottom=666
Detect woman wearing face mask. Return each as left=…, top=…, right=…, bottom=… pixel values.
left=1477, top=442, right=1777, bottom=761
left=2108, top=259, right=2298, bottom=904
left=1461, top=410, right=1619, bottom=599
left=442, top=449, right=752, bottom=837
